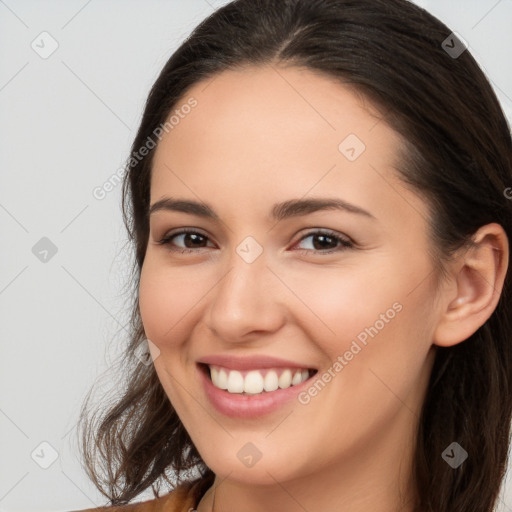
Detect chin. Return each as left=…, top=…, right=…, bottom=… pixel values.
left=198, top=446, right=309, bottom=486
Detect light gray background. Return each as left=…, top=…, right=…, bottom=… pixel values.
left=1, top=1, right=511, bottom=511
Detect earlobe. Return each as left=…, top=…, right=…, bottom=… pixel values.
left=433, top=223, right=509, bottom=348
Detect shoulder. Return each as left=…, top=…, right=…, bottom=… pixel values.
left=69, top=475, right=213, bottom=512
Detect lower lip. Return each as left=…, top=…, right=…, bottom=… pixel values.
left=198, top=364, right=316, bottom=419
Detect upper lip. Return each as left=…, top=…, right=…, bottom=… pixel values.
left=198, top=354, right=316, bottom=371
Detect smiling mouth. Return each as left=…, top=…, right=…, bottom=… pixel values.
left=199, top=363, right=318, bottom=395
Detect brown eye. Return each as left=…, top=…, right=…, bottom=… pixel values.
left=293, top=230, right=353, bottom=254
left=158, top=229, right=215, bottom=253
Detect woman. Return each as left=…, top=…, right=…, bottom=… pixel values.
left=73, top=0, right=512, bottom=511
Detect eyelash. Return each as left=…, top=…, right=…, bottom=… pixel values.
left=156, top=228, right=354, bottom=255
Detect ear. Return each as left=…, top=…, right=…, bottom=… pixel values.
left=433, top=223, right=509, bottom=347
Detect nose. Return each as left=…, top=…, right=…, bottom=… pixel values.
left=204, top=250, right=287, bottom=343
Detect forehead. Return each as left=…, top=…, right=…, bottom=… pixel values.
left=150, top=64, right=428, bottom=226
left=155, top=64, right=393, bottom=161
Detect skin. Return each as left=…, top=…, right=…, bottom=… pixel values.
left=138, top=64, right=509, bottom=512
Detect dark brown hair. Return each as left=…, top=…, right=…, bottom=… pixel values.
left=77, top=1, right=512, bottom=510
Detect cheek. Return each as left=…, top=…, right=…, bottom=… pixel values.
left=287, top=255, right=434, bottom=390
left=138, top=261, right=202, bottom=413
left=285, top=263, right=399, bottom=351
left=138, top=259, right=202, bottom=347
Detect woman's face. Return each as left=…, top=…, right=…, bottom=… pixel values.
left=139, top=65, right=440, bottom=486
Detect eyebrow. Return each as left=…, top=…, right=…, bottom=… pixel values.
left=149, top=197, right=376, bottom=222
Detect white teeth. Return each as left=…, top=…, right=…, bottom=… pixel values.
left=278, top=369, right=292, bottom=389
left=209, top=365, right=312, bottom=395
left=292, top=370, right=303, bottom=385
left=217, top=368, right=228, bottom=389
left=263, top=371, right=279, bottom=392
left=210, top=366, right=228, bottom=389
left=244, top=371, right=264, bottom=394
left=227, top=370, right=244, bottom=393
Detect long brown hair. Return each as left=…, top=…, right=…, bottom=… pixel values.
left=76, top=1, right=512, bottom=510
